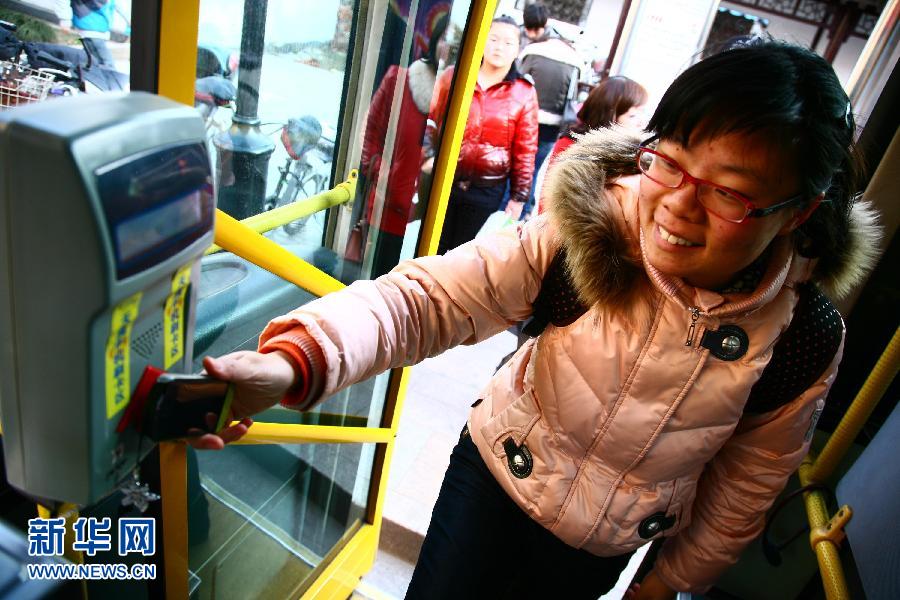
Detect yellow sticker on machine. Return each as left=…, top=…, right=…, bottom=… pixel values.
left=105, top=292, right=142, bottom=419
left=163, top=264, right=192, bottom=369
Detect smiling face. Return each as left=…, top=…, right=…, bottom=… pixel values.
left=638, top=131, right=804, bottom=290
left=483, top=22, right=520, bottom=70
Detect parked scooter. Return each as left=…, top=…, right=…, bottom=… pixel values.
left=0, top=19, right=127, bottom=98
left=189, top=46, right=334, bottom=233
left=194, top=75, right=235, bottom=125
left=194, top=43, right=238, bottom=129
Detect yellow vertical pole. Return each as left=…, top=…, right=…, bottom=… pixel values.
left=798, top=462, right=851, bottom=600
left=156, top=1, right=200, bottom=598
left=158, top=442, right=189, bottom=600
left=37, top=503, right=87, bottom=599
left=157, top=0, right=201, bottom=107
left=796, top=325, right=900, bottom=599
left=806, top=325, right=900, bottom=483
left=417, top=0, right=499, bottom=256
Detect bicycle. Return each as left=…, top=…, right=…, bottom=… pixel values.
left=0, top=56, right=55, bottom=108
left=263, top=115, right=335, bottom=235
left=0, top=20, right=61, bottom=108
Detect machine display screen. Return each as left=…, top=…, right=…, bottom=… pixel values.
left=116, top=190, right=203, bottom=263
left=96, top=143, right=214, bottom=280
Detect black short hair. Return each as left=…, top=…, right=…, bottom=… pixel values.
left=492, top=15, right=519, bottom=30
left=523, top=3, right=548, bottom=30
left=647, top=38, right=862, bottom=276
left=424, top=13, right=449, bottom=66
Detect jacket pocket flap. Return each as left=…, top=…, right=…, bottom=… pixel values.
left=479, top=389, right=542, bottom=456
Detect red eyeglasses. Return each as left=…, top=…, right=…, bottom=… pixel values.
left=636, top=146, right=809, bottom=223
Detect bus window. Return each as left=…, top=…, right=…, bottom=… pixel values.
left=189, top=1, right=473, bottom=595
left=341, top=0, right=470, bottom=281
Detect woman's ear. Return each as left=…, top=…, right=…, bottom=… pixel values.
left=780, top=193, right=824, bottom=235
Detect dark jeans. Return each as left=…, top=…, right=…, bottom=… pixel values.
left=406, top=433, right=633, bottom=599
left=437, top=184, right=504, bottom=254
left=81, top=36, right=116, bottom=68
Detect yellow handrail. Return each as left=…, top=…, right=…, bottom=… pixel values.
left=212, top=209, right=345, bottom=298
left=206, top=170, right=357, bottom=255
left=157, top=3, right=200, bottom=597
left=798, top=462, right=852, bottom=600
left=797, top=325, right=900, bottom=600
left=806, top=325, right=900, bottom=483
left=232, top=422, right=393, bottom=445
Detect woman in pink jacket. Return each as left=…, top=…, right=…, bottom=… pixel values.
left=195, top=40, right=880, bottom=599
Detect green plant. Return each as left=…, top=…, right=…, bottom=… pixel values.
left=0, top=9, right=58, bottom=43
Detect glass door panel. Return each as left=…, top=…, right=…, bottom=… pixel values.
left=190, top=0, right=474, bottom=595
left=188, top=442, right=374, bottom=598
left=334, top=0, right=473, bottom=281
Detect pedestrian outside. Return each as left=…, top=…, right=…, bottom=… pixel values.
left=421, top=16, right=539, bottom=254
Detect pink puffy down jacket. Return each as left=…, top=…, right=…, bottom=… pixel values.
left=258, top=128, right=879, bottom=592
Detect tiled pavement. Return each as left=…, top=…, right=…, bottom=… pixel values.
left=358, top=330, right=518, bottom=598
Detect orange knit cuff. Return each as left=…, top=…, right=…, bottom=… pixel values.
left=260, top=342, right=311, bottom=408
left=258, top=327, right=327, bottom=410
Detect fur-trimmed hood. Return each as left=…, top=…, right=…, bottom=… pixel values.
left=543, top=127, right=882, bottom=311
left=408, top=59, right=437, bottom=114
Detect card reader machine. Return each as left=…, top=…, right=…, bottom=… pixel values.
left=0, top=92, right=215, bottom=505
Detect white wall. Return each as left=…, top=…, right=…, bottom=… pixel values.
left=832, top=36, right=867, bottom=88
left=582, top=0, right=626, bottom=65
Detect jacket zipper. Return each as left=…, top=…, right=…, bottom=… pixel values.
left=685, top=307, right=700, bottom=347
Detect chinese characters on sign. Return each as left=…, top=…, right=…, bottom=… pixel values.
left=73, top=517, right=112, bottom=556
left=27, top=517, right=66, bottom=557
left=163, top=264, right=191, bottom=369
left=118, top=518, right=156, bottom=556
left=28, top=517, right=155, bottom=557
left=105, top=292, right=142, bottom=419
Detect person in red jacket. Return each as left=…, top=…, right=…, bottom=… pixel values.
left=423, top=15, right=539, bottom=254
left=360, top=9, right=450, bottom=278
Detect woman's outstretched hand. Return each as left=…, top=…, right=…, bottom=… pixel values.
left=188, top=350, right=298, bottom=450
